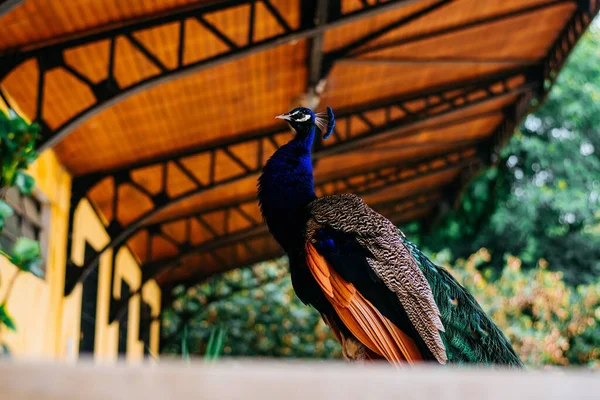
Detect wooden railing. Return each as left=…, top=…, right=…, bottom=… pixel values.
left=0, top=359, right=598, bottom=399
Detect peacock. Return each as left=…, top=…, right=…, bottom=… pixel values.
left=257, top=106, right=522, bottom=366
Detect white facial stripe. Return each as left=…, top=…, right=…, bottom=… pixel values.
left=295, top=113, right=311, bottom=122
left=290, top=110, right=300, bottom=117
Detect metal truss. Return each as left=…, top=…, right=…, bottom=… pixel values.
left=0, top=0, right=581, bottom=152
left=60, top=0, right=598, bottom=298
left=0, top=0, right=423, bottom=150
left=167, top=191, right=446, bottom=292
left=159, top=191, right=445, bottom=344
left=405, top=0, right=600, bottom=232
left=142, top=146, right=480, bottom=278
left=107, top=146, right=479, bottom=322
left=303, top=0, right=331, bottom=92
left=419, top=86, right=536, bottom=235
left=110, top=164, right=464, bottom=322
left=64, top=67, right=536, bottom=297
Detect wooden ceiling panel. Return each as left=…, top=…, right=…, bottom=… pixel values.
left=322, top=62, right=514, bottom=110
left=87, top=177, right=115, bottom=224
left=42, top=69, right=97, bottom=130
left=357, top=0, right=568, bottom=52
left=127, top=230, right=149, bottom=264
left=52, top=41, right=307, bottom=175
left=357, top=2, right=576, bottom=61
left=117, top=183, right=154, bottom=225
left=323, top=0, right=441, bottom=52
left=0, top=58, right=39, bottom=119
left=63, top=40, right=112, bottom=84
left=0, top=0, right=214, bottom=52
left=315, top=113, right=502, bottom=176
left=414, top=93, right=519, bottom=130
left=143, top=175, right=258, bottom=224
left=363, top=167, right=462, bottom=206
left=157, top=233, right=282, bottom=284
left=325, top=0, right=561, bottom=53
left=368, top=113, right=503, bottom=149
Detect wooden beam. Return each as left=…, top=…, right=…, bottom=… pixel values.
left=0, top=361, right=598, bottom=400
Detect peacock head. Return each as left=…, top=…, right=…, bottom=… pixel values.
left=275, top=106, right=335, bottom=140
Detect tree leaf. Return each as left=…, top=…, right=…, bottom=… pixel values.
left=0, top=200, right=13, bottom=220
left=0, top=304, right=16, bottom=331
left=14, top=171, right=35, bottom=195
left=22, top=257, right=44, bottom=278
left=11, top=237, right=41, bottom=268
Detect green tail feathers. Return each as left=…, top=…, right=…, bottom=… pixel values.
left=401, top=235, right=523, bottom=366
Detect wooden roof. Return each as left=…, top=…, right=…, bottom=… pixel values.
left=1, top=0, right=598, bottom=291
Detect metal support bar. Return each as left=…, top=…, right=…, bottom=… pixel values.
left=166, top=195, right=447, bottom=290
left=144, top=147, right=480, bottom=280
left=61, top=0, right=598, bottom=299
left=112, top=164, right=468, bottom=322
left=64, top=67, right=536, bottom=297
left=305, top=0, right=333, bottom=89
left=0, top=0, right=413, bottom=151
left=108, top=144, right=479, bottom=322
left=414, top=1, right=598, bottom=237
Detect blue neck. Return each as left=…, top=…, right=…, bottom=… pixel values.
left=258, top=126, right=317, bottom=251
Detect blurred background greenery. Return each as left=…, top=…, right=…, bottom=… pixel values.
left=162, top=20, right=600, bottom=368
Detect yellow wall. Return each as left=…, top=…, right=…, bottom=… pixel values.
left=0, top=149, right=161, bottom=360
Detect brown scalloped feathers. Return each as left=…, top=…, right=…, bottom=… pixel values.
left=306, top=242, right=422, bottom=365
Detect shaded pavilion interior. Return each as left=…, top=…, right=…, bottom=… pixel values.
left=1, top=0, right=598, bottom=310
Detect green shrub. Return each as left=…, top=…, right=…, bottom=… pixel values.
left=437, top=249, right=600, bottom=367
left=163, top=251, right=600, bottom=367
left=162, top=258, right=342, bottom=359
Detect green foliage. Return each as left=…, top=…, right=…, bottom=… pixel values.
left=0, top=110, right=39, bottom=189
left=434, top=249, right=600, bottom=367
left=0, top=108, right=40, bottom=234
left=8, top=238, right=43, bottom=277
left=418, top=25, right=600, bottom=284
left=14, top=171, right=35, bottom=195
left=162, top=258, right=342, bottom=359
left=0, top=108, right=41, bottom=342
left=163, top=253, right=599, bottom=367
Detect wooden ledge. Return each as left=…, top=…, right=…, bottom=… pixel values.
left=0, top=359, right=598, bottom=399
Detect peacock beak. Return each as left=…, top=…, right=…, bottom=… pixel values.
left=275, top=113, right=291, bottom=121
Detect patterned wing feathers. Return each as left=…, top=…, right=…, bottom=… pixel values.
left=306, top=242, right=422, bottom=365
left=306, top=194, right=448, bottom=364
